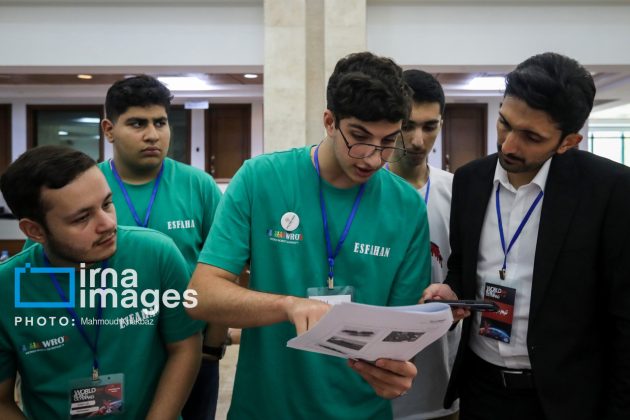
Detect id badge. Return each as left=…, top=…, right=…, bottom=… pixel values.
left=69, top=373, right=124, bottom=418
left=479, top=282, right=516, bottom=343
left=307, top=285, right=354, bottom=305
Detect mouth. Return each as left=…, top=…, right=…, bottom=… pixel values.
left=95, top=230, right=117, bottom=247
left=500, top=153, right=522, bottom=165
left=405, top=150, right=426, bottom=161
left=354, top=165, right=376, bottom=178
left=141, top=147, right=161, bottom=155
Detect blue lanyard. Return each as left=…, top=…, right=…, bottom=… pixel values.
left=383, top=163, right=430, bottom=205
left=43, top=254, right=109, bottom=380
left=495, top=184, right=543, bottom=280
left=314, top=145, right=365, bottom=289
left=110, top=160, right=164, bottom=228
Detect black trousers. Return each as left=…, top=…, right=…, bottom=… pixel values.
left=459, top=351, right=546, bottom=420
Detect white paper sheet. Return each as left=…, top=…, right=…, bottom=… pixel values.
left=287, top=302, right=453, bottom=361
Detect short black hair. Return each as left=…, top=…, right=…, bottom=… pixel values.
left=505, top=52, right=595, bottom=137
left=0, top=145, right=96, bottom=228
left=326, top=51, right=411, bottom=125
left=403, top=69, right=445, bottom=114
left=105, top=75, right=174, bottom=122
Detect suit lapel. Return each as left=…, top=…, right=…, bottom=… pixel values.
left=530, top=151, right=579, bottom=322
left=464, top=156, right=498, bottom=298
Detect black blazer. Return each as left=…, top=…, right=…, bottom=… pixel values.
left=444, top=149, right=630, bottom=420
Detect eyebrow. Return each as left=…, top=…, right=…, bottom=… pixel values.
left=125, top=116, right=167, bottom=123
left=346, top=123, right=401, bottom=138
left=498, top=112, right=548, bottom=140
left=408, top=118, right=441, bottom=126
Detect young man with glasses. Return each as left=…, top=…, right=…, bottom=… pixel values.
left=186, top=52, right=431, bottom=419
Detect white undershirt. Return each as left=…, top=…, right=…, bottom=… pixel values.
left=469, top=158, right=551, bottom=369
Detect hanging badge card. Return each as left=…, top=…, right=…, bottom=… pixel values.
left=479, top=283, right=516, bottom=343
left=307, top=285, right=354, bottom=305
left=69, top=373, right=124, bottom=418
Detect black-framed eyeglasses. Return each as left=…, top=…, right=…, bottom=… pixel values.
left=338, top=127, right=406, bottom=163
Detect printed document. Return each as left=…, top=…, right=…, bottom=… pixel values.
left=287, top=302, right=452, bottom=361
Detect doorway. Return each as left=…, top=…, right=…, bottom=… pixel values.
left=442, top=104, right=487, bottom=173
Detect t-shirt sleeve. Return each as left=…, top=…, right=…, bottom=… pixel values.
left=157, top=238, right=204, bottom=343
left=0, top=328, right=16, bottom=382
left=387, top=196, right=431, bottom=306
left=197, top=162, right=252, bottom=276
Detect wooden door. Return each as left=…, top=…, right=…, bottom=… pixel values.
left=0, top=104, right=11, bottom=176
left=205, top=104, right=251, bottom=180
left=442, top=104, right=487, bottom=173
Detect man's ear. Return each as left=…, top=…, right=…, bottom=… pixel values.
left=101, top=119, right=115, bottom=144
left=323, top=110, right=336, bottom=136
left=19, top=218, right=47, bottom=244
left=557, top=133, right=582, bottom=154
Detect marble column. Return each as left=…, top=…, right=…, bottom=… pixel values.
left=263, top=0, right=366, bottom=152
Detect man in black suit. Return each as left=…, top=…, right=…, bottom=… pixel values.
left=423, top=52, right=630, bottom=420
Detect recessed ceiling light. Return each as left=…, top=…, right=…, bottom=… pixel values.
left=158, top=76, right=214, bottom=91
left=75, top=117, right=101, bottom=124
left=465, top=76, right=505, bottom=90
left=58, top=130, right=68, bottom=136
left=244, top=74, right=258, bottom=79
left=77, top=74, right=93, bottom=80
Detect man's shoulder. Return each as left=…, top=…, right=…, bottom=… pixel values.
left=377, top=169, right=424, bottom=206
left=452, top=154, right=497, bottom=184
left=245, top=147, right=309, bottom=170
left=0, top=246, right=37, bottom=274
left=165, top=158, right=216, bottom=183
left=116, top=225, right=177, bottom=251
left=566, top=149, right=630, bottom=174
left=229, top=147, right=310, bottom=188
left=429, top=165, right=454, bottom=183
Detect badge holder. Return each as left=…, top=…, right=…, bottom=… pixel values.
left=307, top=278, right=354, bottom=305
left=69, top=373, right=125, bottom=418
left=479, top=282, right=516, bottom=344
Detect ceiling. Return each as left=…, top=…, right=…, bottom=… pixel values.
left=1, top=70, right=630, bottom=121
left=0, top=73, right=262, bottom=86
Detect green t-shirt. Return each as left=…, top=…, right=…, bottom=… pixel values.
left=0, top=226, right=203, bottom=419
left=99, top=158, right=222, bottom=273
left=198, top=146, right=431, bottom=420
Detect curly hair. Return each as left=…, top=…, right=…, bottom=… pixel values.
left=326, top=52, right=411, bottom=125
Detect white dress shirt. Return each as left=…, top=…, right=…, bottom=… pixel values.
left=469, top=157, right=552, bottom=369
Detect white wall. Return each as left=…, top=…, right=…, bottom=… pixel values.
left=0, top=5, right=264, bottom=68
left=367, top=4, right=630, bottom=69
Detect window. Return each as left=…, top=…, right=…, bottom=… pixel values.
left=0, top=104, right=11, bottom=175
left=27, top=105, right=104, bottom=161
left=167, top=106, right=191, bottom=164
left=588, top=129, right=630, bottom=166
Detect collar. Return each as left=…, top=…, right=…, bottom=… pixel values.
left=493, top=156, right=552, bottom=194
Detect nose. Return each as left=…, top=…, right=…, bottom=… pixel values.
left=365, top=148, right=384, bottom=168
left=95, top=208, right=116, bottom=233
left=409, top=128, right=425, bottom=149
left=144, top=124, right=159, bottom=142
left=501, top=130, right=519, bottom=155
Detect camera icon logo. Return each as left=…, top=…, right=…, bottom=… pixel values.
left=14, top=263, right=76, bottom=308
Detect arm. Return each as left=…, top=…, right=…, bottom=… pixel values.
left=0, top=377, right=25, bottom=420
left=187, top=264, right=330, bottom=335
left=145, top=333, right=202, bottom=420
